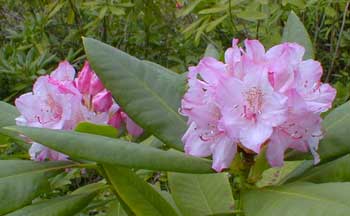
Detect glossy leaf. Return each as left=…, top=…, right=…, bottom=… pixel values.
left=282, top=11, right=314, bottom=59
left=104, top=164, right=180, bottom=216
left=83, top=37, right=187, bottom=150
left=256, top=161, right=308, bottom=187
left=204, top=43, right=220, bottom=59
left=168, top=172, right=235, bottom=216
left=7, top=193, right=96, bottom=216
left=105, top=200, right=128, bottom=216
left=7, top=126, right=213, bottom=173
left=243, top=182, right=350, bottom=216
left=0, top=160, right=74, bottom=215
left=0, top=101, right=19, bottom=127
left=295, top=154, right=350, bottom=183
left=75, top=122, right=118, bottom=138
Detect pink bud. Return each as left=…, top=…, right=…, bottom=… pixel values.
left=108, top=110, right=123, bottom=129
left=76, top=61, right=93, bottom=94
left=90, top=73, right=105, bottom=96
left=121, top=112, right=143, bottom=137
left=92, top=90, right=113, bottom=112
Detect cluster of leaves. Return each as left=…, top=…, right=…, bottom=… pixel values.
left=1, top=11, right=350, bottom=215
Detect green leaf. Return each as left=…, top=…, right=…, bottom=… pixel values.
left=83, top=37, right=187, bottom=150
left=109, top=7, right=125, bottom=16
left=7, top=126, right=213, bottom=173
left=75, top=122, right=118, bottom=138
left=236, top=10, right=268, bottom=21
left=243, top=182, right=350, bottom=216
left=0, top=160, right=74, bottom=215
left=105, top=200, right=128, bottom=216
left=282, top=11, right=314, bottom=59
left=198, top=5, right=228, bottom=15
left=0, top=101, right=19, bottom=127
left=7, top=193, right=96, bottom=216
left=104, top=165, right=180, bottom=216
left=256, top=161, right=308, bottom=187
left=206, top=15, right=228, bottom=32
left=168, top=172, right=235, bottom=216
left=182, top=17, right=206, bottom=34
left=294, top=154, right=350, bottom=183
left=204, top=43, right=220, bottom=59
left=176, top=0, right=203, bottom=18
left=286, top=101, right=350, bottom=162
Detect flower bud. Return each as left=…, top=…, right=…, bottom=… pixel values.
left=92, top=90, right=113, bottom=112
left=76, top=61, right=93, bottom=94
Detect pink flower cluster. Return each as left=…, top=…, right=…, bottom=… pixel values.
left=15, top=61, right=143, bottom=161
left=180, top=39, right=336, bottom=172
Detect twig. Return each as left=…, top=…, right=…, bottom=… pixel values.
left=314, top=0, right=332, bottom=44
left=228, top=0, right=239, bottom=36
left=326, top=1, right=349, bottom=82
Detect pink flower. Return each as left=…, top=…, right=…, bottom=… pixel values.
left=180, top=39, right=336, bottom=172
left=16, top=60, right=144, bottom=161
left=217, top=67, right=287, bottom=153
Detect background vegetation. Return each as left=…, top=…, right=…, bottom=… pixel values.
left=0, top=0, right=349, bottom=104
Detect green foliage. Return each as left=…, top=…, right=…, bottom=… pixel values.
left=104, top=165, right=179, bottom=216
left=168, top=172, right=235, bottom=216
left=83, top=37, right=187, bottom=150
left=0, top=160, right=74, bottom=214
left=282, top=11, right=314, bottom=59
left=0, top=1, right=350, bottom=215
left=243, top=182, right=350, bottom=216
left=7, top=126, right=212, bottom=173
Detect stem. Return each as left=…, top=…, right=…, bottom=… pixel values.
left=228, top=0, right=239, bottom=36
left=326, top=1, right=349, bottom=82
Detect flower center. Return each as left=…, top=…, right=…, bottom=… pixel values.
left=243, top=87, right=263, bottom=121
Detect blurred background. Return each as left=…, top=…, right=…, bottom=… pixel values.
left=0, top=0, right=349, bottom=105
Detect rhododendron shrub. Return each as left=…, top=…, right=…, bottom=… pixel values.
left=1, top=12, right=350, bottom=216
left=15, top=61, right=143, bottom=161
left=180, top=39, right=336, bottom=171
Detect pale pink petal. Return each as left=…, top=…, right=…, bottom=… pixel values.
left=211, top=136, right=237, bottom=172
left=215, top=77, right=244, bottom=107
left=183, top=123, right=212, bottom=157
left=50, top=61, right=76, bottom=81
left=124, top=114, right=143, bottom=137
left=225, top=38, right=241, bottom=66
left=297, top=60, right=322, bottom=88
left=194, top=57, right=226, bottom=85
left=267, top=129, right=289, bottom=167
left=266, top=42, right=305, bottom=64
left=260, top=93, right=288, bottom=127
left=240, top=123, right=272, bottom=153
left=244, top=39, right=265, bottom=62
left=305, top=83, right=336, bottom=113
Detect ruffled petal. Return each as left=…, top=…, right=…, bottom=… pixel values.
left=212, top=136, right=237, bottom=172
